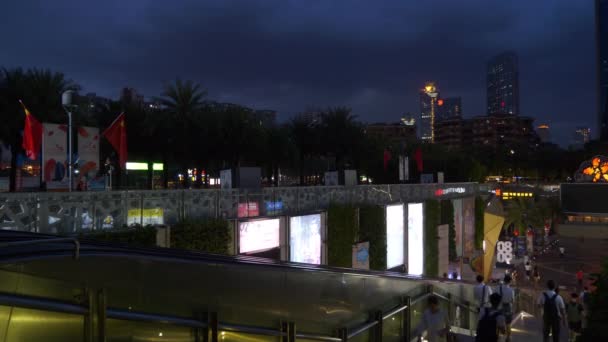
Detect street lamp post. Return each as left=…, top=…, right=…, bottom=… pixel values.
left=62, top=90, right=76, bottom=192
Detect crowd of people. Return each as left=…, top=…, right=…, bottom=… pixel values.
left=413, top=274, right=592, bottom=342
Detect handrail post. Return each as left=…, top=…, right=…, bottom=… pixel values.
left=209, top=312, right=218, bottom=342
left=194, top=312, right=208, bottom=342
left=84, top=288, right=95, bottom=342
left=97, top=289, right=106, bottom=342
left=281, top=321, right=295, bottom=342
left=404, top=296, right=411, bottom=342
left=464, top=300, right=474, bottom=336
left=373, top=310, right=383, bottom=342
left=447, top=293, right=453, bottom=327
left=338, top=327, right=348, bottom=342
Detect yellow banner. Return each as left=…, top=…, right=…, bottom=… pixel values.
left=127, top=208, right=164, bottom=225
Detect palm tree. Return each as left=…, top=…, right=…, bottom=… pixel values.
left=156, top=79, right=207, bottom=120
left=319, top=107, right=363, bottom=170
left=154, top=79, right=207, bottom=185
left=288, top=114, right=320, bottom=185
left=503, top=198, right=544, bottom=235
left=1, top=68, right=78, bottom=139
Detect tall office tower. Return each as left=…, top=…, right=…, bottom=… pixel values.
left=597, top=0, right=608, bottom=140
left=487, top=52, right=520, bottom=116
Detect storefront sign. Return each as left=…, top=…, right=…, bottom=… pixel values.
left=238, top=202, right=259, bottom=218
left=265, top=201, right=284, bottom=212
left=435, top=187, right=466, bottom=196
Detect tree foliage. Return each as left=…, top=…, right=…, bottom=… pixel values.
left=327, top=204, right=358, bottom=267
left=424, top=199, right=440, bottom=277
left=440, top=199, right=457, bottom=261
left=358, top=205, right=386, bottom=270
left=170, top=219, right=230, bottom=254
left=0, top=66, right=593, bottom=187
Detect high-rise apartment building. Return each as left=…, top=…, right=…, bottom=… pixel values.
left=437, top=97, right=462, bottom=122
left=419, top=82, right=440, bottom=143
left=536, top=124, right=551, bottom=143
left=572, top=127, right=592, bottom=149
left=487, top=52, right=520, bottom=116
left=597, top=0, right=608, bottom=140
left=434, top=114, right=538, bottom=150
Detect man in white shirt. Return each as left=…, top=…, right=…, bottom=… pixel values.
left=537, top=280, right=566, bottom=342
left=474, top=275, right=492, bottom=311
left=497, top=275, right=515, bottom=342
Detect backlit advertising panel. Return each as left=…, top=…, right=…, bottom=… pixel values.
left=238, top=218, right=280, bottom=254
left=408, top=203, right=424, bottom=276
left=386, top=204, right=405, bottom=269
left=289, top=214, right=322, bottom=264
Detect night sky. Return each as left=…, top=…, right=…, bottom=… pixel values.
left=0, top=0, right=596, bottom=144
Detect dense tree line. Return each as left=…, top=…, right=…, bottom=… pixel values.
left=0, top=67, right=598, bottom=188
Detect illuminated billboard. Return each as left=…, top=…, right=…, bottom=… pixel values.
left=289, top=214, right=322, bottom=264
left=238, top=218, right=280, bottom=254
left=408, top=203, right=424, bottom=276
left=386, top=204, right=405, bottom=269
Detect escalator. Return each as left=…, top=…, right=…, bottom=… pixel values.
left=0, top=230, right=483, bottom=341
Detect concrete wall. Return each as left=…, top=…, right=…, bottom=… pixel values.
left=0, top=183, right=478, bottom=233
left=557, top=223, right=608, bottom=239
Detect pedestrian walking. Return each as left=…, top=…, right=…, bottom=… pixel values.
left=474, top=275, right=493, bottom=312
left=537, top=280, right=566, bottom=342
left=475, top=293, right=506, bottom=342
left=524, top=261, right=532, bottom=282
left=566, top=293, right=584, bottom=342
left=576, top=268, right=584, bottom=291
left=413, top=295, right=451, bottom=342
left=580, top=287, right=592, bottom=330
left=497, top=275, right=515, bottom=342
left=533, top=266, right=541, bottom=288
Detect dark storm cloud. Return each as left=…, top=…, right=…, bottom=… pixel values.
left=0, top=0, right=595, bottom=142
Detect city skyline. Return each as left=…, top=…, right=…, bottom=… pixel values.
left=0, top=0, right=595, bottom=145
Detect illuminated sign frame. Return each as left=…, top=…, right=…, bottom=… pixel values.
left=386, top=204, right=405, bottom=269
left=238, top=218, right=281, bottom=254
left=434, top=187, right=466, bottom=196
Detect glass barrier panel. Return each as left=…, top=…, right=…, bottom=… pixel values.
left=218, top=330, right=279, bottom=342
left=106, top=318, right=195, bottom=342
left=382, top=310, right=404, bottom=341
left=0, top=305, right=84, bottom=342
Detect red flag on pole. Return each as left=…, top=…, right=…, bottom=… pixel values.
left=102, top=113, right=127, bottom=168
left=413, top=147, right=423, bottom=172
left=19, top=100, right=43, bottom=160
left=383, top=149, right=392, bottom=171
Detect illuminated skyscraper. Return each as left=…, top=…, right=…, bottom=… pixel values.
left=597, top=0, right=608, bottom=140
left=419, top=82, right=440, bottom=143
left=487, top=52, right=520, bottom=116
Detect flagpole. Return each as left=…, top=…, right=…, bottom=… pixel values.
left=62, top=91, right=76, bottom=192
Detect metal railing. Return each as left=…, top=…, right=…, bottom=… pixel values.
left=0, top=237, right=80, bottom=259
left=0, top=281, right=500, bottom=342
left=0, top=289, right=408, bottom=342
left=0, top=232, right=527, bottom=342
